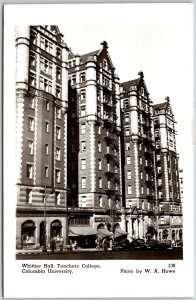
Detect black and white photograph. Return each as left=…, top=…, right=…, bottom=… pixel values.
left=3, top=3, right=194, bottom=298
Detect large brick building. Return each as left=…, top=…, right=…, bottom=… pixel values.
left=15, top=25, right=182, bottom=249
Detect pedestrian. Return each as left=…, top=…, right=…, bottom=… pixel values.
left=59, top=237, right=63, bottom=252
left=50, top=237, right=56, bottom=253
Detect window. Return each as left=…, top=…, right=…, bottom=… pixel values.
left=46, top=101, right=50, bottom=111
left=160, top=216, right=164, bottom=224
left=28, top=117, right=34, bottom=132
left=106, top=145, right=110, bottom=154
left=71, top=74, right=76, bottom=85
left=56, top=66, right=61, bottom=80
left=103, top=59, right=108, bottom=70
left=107, top=180, right=111, bottom=189
left=30, top=30, right=37, bottom=44
left=81, top=177, right=86, bottom=189
left=27, top=164, right=33, bottom=179
left=157, top=154, right=161, bottom=161
left=56, top=85, right=61, bottom=98
left=56, top=107, right=61, bottom=119
left=125, top=129, right=129, bottom=136
left=56, top=148, right=61, bottom=160
left=124, top=99, right=129, bottom=108
left=140, top=171, right=143, bottom=180
left=30, top=52, right=36, bottom=67
left=99, top=196, right=103, bottom=207
left=27, top=140, right=34, bottom=155
left=141, top=186, right=144, bottom=194
left=56, top=126, right=61, bottom=139
left=26, top=189, right=32, bottom=204
left=81, top=196, right=87, bottom=207
left=126, top=142, right=130, bottom=150
left=98, top=125, right=101, bottom=134
left=128, top=185, right=132, bottom=195
left=98, top=159, right=102, bottom=170
left=45, top=167, right=49, bottom=178
left=140, top=156, right=143, bottom=165
left=127, top=170, right=131, bottom=179
left=55, top=169, right=61, bottom=183
left=147, top=187, right=149, bottom=195
left=29, top=72, right=36, bottom=87
left=45, top=144, right=49, bottom=155
left=45, top=121, right=49, bottom=133
left=98, top=142, right=101, bottom=152
left=80, top=72, right=85, bottom=83
left=81, top=141, right=86, bottom=152
left=56, top=47, right=61, bottom=58
left=81, top=159, right=86, bottom=170
left=127, top=156, right=131, bottom=165
left=124, top=114, right=129, bottom=123
left=98, top=177, right=102, bottom=188
left=108, top=197, right=111, bottom=207
left=55, top=192, right=60, bottom=205
left=80, top=89, right=86, bottom=100
left=81, top=123, right=86, bottom=134
left=29, top=97, right=35, bottom=109
left=80, top=106, right=86, bottom=116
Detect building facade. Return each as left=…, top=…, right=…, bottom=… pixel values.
left=16, top=25, right=69, bottom=248
left=120, top=72, right=157, bottom=240
left=153, top=98, right=183, bottom=241
left=15, top=25, right=182, bottom=249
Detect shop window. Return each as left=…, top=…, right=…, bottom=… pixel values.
left=21, top=220, right=35, bottom=244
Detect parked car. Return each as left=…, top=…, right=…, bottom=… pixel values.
left=175, top=240, right=183, bottom=248
left=161, top=239, right=172, bottom=249
left=112, top=239, right=134, bottom=251
left=146, top=239, right=169, bottom=250
left=131, top=238, right=147, bottom=250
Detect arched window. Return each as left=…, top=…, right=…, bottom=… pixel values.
left=21, top=220, right=36, bottom=244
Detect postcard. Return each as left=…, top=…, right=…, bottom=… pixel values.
left=3, top=3, right=194, bottom=298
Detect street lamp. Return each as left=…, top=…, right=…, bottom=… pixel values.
left=39, top=186, right=54, bottom=253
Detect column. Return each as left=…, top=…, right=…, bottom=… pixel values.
left=121, top=213, right=126, bottom=231
left=86, top=56, right=97, bottom=122
left=15, top=26, right=30, bottom=90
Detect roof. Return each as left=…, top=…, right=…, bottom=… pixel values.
left=153, top=102, right=167, bottom=111
left=80, top=50, right=100, bottom=64
left=121, top=78, right=141, bottom=92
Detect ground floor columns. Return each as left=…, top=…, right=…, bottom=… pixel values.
left=35, top=222, right=40, bottom=247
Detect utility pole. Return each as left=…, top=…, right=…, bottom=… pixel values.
left=39, top=187, right=54, bottom=253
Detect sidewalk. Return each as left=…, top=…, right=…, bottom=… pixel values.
left=16, top=247, right=99, bottom=255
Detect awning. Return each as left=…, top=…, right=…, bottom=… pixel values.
left=114, top=228, right=128, bottom=238
left=97, top=228, right=113, bottom=238
left=69, top=226, right=97, bottom=237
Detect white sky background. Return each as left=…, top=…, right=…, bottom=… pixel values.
left=56, top=3, right=193, bottom=169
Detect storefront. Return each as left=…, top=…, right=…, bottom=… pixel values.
left=21, top=220, right=36, bottom=246
left=69, top=226, right=97, bottom=248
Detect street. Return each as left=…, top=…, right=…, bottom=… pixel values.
left=16, top=248, right=183, bottom=260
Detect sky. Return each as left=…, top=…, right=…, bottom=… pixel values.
left=56, top=3, right=193, bottom=169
